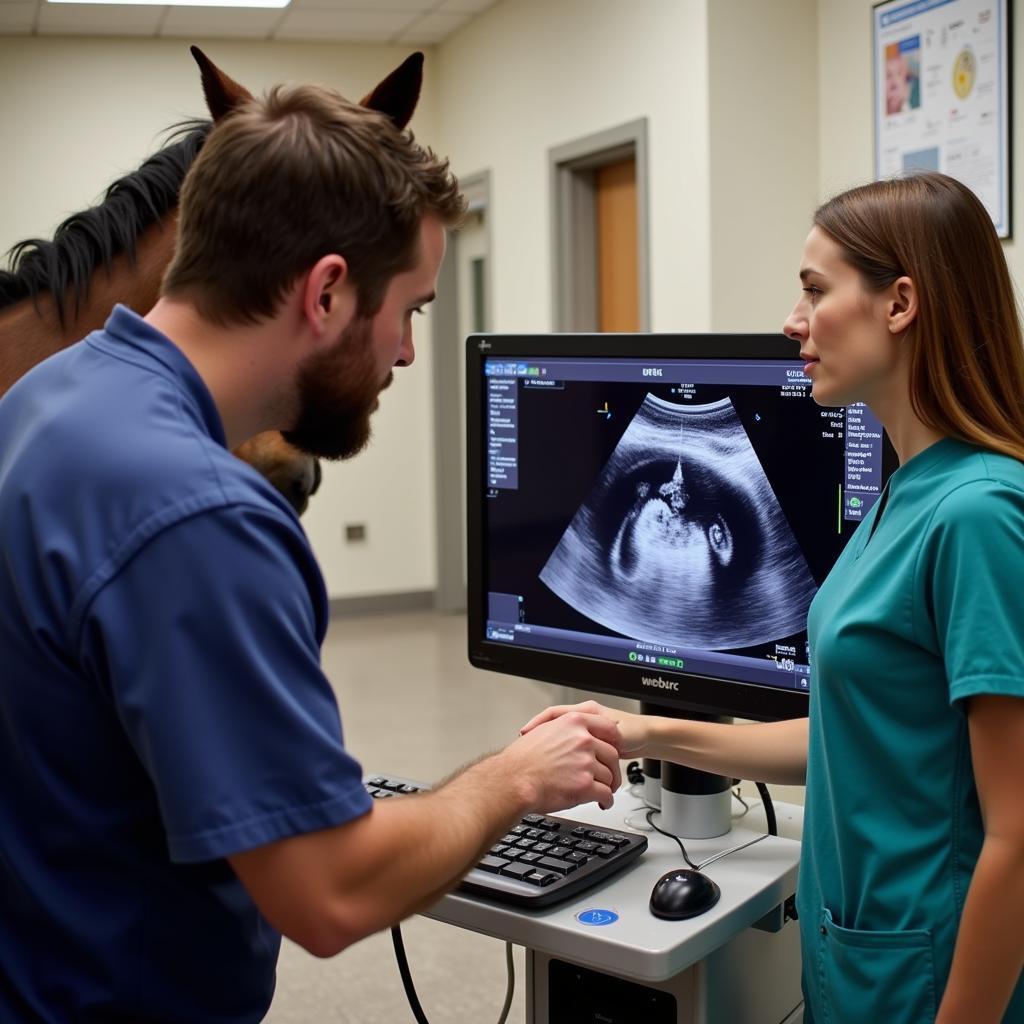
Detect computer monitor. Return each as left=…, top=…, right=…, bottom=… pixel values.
left=466, top=334, right=896, bottom=833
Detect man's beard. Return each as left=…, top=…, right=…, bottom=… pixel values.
left=282, top=315, right=391, bottom=461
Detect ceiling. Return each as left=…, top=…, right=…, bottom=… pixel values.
left=0, top=0, right=498, bottom=43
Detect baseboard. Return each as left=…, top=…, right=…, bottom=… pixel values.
left=328, top=590, right=435, bottom=618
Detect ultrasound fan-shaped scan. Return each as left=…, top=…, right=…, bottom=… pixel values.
left=539, top=396, right=817, bottom=650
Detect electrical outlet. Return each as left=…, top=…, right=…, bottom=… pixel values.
left=344, top=523, right=367, bottom=543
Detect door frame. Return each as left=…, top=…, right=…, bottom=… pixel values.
left=549, top=118, right=651, bottom=332
left=432, top=169, right=492, bottom=613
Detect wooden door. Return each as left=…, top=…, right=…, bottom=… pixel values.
left=595, top=158, right=639, bottom=332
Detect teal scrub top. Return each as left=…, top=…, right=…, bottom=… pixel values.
left=798, top=438, right=1024, bottom=1023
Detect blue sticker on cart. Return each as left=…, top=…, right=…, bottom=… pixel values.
left=576, top=909, right=619, bottom=926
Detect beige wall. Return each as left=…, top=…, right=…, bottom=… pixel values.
left=708, top=0, right=819, bottom=332
left=6, top=0, right=1015, bottom=607
left=0, top=36, right=443, bottom=599
left=437, top=0, right=714, bottom=333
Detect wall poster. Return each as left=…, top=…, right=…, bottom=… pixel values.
left=873, top=0, right=1011, bottom=237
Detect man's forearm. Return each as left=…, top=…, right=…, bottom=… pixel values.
left=937, top=836, right=1024, bottom=1023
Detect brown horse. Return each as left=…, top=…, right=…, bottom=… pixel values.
left=0, top=46, right=424, bottom=515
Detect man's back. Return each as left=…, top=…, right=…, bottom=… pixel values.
left=0, top=307, right=368, bottom=1022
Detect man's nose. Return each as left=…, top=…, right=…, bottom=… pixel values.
left=396, top=328, right=415, bottom=368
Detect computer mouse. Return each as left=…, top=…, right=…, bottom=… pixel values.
left=649, top=868, right=721, bottom=920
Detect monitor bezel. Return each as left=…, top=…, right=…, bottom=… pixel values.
left=466, top=332, right=887, bottom=723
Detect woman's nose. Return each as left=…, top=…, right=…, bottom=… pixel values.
left=782, top=303, right=808, bottom=342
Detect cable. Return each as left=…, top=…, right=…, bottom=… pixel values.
left=731, top=787, right=750, bottom=817
left=645, top=807, right=769, bottom=872
left=391, top=926, right=430, bottom=1024
left=645, top=809, right=700, bottom=869
left=754, top=781, right=777, bottom=836
left=496, top=941, right=514, bottom=1024
left=391, top=925, right=517, bottom=1024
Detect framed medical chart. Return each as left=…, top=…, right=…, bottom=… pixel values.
left=873, top=0, right=1012, bottom=238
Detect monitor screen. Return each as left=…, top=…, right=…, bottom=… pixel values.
left=466, top=334, right=897, bottom=722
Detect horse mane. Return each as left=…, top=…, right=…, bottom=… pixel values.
left=0, top=119, right=211, bottom=328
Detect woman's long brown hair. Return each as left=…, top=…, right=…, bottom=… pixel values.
left=814, top=172, right=1024, bottom=462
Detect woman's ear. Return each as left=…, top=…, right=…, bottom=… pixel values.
left=888, top=275, right=918, bottom=334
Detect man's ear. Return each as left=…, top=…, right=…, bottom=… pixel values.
left=888, top=276, right=918, bottom=335
left=301, top=255, right=356, bottom=340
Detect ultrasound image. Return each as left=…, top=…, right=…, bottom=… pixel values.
left=538, top=396, right=817, bottom=650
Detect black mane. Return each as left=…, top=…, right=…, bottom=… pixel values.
left=0, top=119, right=211, bottom=327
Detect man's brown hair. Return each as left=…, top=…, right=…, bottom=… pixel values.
left=814, top=172, right=1024, bottom=462
left=163, top=83, right=465, bottom=324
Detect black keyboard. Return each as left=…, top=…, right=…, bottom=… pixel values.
left=365, top=774, right=647, bottom=908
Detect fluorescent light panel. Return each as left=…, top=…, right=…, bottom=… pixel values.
left=47, top=0, right=290, bottom=7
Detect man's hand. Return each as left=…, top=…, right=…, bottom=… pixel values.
left=498, top=710, right=623, bottom=812
left=521, top=700, right=649, bottom=760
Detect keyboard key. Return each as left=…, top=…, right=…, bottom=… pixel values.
left=526, top=829, right=544, bottom=840
left=367, top=777, right=388, bottom=787
left=523, top=814, right=545, bottom=825
left=537, top=857, right=578, bottom=875
left=525, top=871, right=558, bottom=887
left=566, top=852, right=589, bottom=865
left=571, top=827, right=590, bottom=837
left=548, top=846, right=572, bottom=859
left=490, top=844, right=509, bottom=856
left=519, top=852, right=542, bottom=864
left=575, top=841, right=598, bottom=854
left=594, top=844, right=616, bottom=858
left=516, top=838, right=536, bottom=850
left=541, top=818, right=561, bottom=830
left=477, top=856, right=509, bottom=873
left=532, top=843, right=553, bottom=854
left=500, top=834, right=519, bottom=846
left=510, top=825, right=529, bottom=836
left=501, top=862, right=536, bottom=880
left=588, top=831, right=629, bottom=847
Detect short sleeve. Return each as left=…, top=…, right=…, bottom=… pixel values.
left=925, top=478, right=1024, bottom=710
left=77, top=503, right=372, bottom=863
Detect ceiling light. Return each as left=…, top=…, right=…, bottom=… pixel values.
left=47, top=0, right=290, bottom=8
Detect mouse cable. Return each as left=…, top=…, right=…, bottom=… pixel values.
left=390, top=924, right=516, bottom=1024
left=644, top=809, right=700, bottom=869
left=645, top=808, right=770, bottom=872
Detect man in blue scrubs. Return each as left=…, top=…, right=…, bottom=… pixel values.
left=0, top=85, right=624, bottom=1021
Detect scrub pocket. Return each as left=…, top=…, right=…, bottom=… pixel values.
left=816, top=908, right=937, bottom=1024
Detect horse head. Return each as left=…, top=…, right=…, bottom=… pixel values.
left=0, top=48, right=425, bottom=517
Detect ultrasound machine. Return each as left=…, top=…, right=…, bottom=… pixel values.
left=371, top=332, right=895, bottom=1023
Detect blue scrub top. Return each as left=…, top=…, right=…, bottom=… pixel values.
left=799, top=438, right=1024, bottom=1022
left=0, top=307, right=372, bottom=1022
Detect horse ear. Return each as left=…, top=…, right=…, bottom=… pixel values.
left=190, top=45, right=254, bottom=122
left=360, top=52, right=424, bottom=130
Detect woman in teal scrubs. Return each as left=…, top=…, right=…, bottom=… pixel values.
left=524, top=172, right=1024, bottom=1023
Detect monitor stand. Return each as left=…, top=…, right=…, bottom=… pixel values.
left=640, top=702, right=733, bottom=839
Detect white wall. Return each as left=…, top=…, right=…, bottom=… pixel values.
left=708, top=0, right=820, bottom=332
left=437, top=0, right=714, bottom=334
left=0, top=37, right=443, bottom=599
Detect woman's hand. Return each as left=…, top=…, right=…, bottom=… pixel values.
left=520, top=700, right=651, bottom=759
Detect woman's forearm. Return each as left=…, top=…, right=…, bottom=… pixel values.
left=936, top=834, right=1024, bottom=1023
left=644, top=715, right=809, bottom=786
